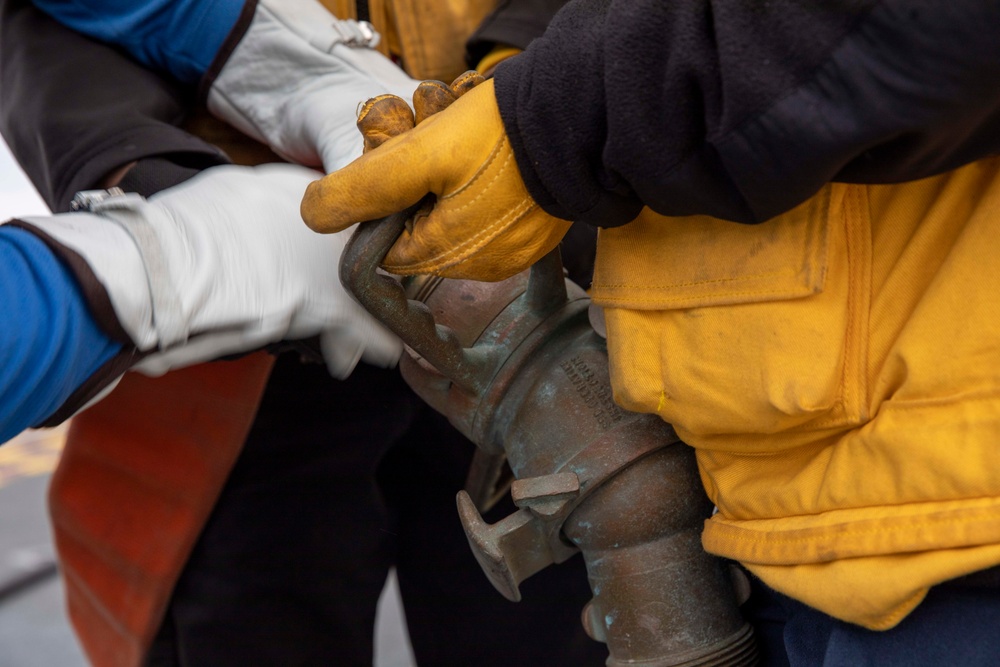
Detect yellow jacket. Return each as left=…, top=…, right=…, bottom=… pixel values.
left=591, top=157, right=1000, bottom=630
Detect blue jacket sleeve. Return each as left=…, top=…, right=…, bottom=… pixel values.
left=31, top=0, right=248, bottom=84
left=0, top=225, right=121, bottom=444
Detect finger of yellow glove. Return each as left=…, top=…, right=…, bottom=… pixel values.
left=412, top=72, right=486, bottom=125
left=302, top=80, right=500, bottom=234
left=413, top=80, right=459, bottom=125
left=449, top=70, right=485, bottom=97
left=358, top=94, right=415, bottom=153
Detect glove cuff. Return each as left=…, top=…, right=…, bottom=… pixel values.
left=6, top=216, right=141, bottom=348
left=13, top=189, right=188, bottom=354
left=6, top=218, right=147, bottom=426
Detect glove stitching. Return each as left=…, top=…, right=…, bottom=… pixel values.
left=440, top=133, right=508, bottom=205
left=385, top=134, right=538, bottom=272
left=383, top=197, right=536, bottom=274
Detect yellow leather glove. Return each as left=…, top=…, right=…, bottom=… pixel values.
left=300, top=77, right=573, bottom=282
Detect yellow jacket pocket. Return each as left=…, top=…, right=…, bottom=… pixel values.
left=592, top=184, right=870, bottom=450
left=591, top=160, right=1000, bottom=629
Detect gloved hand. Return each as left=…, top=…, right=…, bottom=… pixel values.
left=207, top=0, right=418, bottom=172
left=300, top=77, right=574, bottom=282
left=15, top=164, right=401, bottom=379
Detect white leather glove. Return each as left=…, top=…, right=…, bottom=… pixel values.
left=207, top=0, right=419, bottom=172
left=15, top=163, right=401, bottom=379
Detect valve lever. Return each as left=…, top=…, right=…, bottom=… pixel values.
left=456, top=490, right=577, bottom=602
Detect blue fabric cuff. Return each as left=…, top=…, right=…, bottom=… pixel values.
left=0, top=226, right=121, bottom=444
left=32, top=0, right=247, bottom=84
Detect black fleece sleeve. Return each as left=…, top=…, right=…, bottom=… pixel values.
left=494, top=0, right=1000, bottom=227
left=0, top=0, right=229, bottom=212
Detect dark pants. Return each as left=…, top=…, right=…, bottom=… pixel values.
left=743, top=570, right=1000, bottom=667
left=146, top=354, right=604, bottom=666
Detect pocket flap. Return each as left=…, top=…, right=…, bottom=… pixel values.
left=591, top=189, right=831, bottom=310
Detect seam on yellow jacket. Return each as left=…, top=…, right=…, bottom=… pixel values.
left=703, top=502, right=1000, bottom=564
left=837, top=184, right=871, bottom=427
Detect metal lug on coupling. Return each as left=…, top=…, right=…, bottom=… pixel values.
left=456, top=490, right=577, bottom=602
left=581, top=600, right=608, bottom=644
left=511, top=471, right=580, bottom=518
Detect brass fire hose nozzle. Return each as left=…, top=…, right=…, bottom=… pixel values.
left=340, top=213, right=758, bottom=666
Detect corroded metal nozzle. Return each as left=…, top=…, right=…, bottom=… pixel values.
left=340, top=214, right=757, bottom=665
